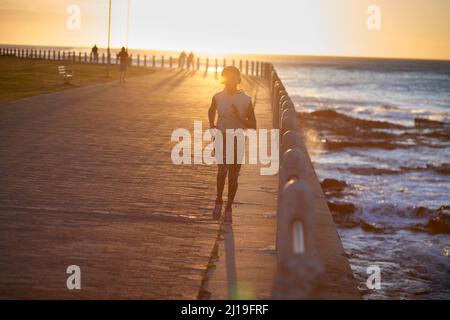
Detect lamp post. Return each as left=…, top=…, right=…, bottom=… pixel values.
left=126, top=0, right=131, bottom=50
left=107, top=0, right=112, bottom=77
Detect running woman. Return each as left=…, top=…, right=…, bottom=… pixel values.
left=208, top=66, right=257, bottom=224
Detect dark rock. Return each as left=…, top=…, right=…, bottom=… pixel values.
left=321, top=178, right=348, bottom=192
left=426, top=205, right=450, bottom=234
left=414, top=118, right=445, bottom=129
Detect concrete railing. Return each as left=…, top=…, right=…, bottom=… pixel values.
left=264, top=64, right=323, bottom=299
left=0, top=47, right=270, bottom=79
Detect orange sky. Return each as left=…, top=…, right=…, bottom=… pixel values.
left=1, top=0, right=449, bottom=60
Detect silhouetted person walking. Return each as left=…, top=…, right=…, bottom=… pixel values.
left=117, top=47, right=129, bottom=84
left=187, top=52, right=195, bottom=69
left=178, top=51, right=187, bottom=69
left=208, top=66, right=256, bottom=224
left=91, top=44, right=99, bottom=64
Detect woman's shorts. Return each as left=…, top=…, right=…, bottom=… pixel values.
left=119, top=64, right=127, bottom=72
left=214, top=131, right=245, bottom=165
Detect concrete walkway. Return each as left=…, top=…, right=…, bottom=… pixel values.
left=0, top=69, right=358, bottom=299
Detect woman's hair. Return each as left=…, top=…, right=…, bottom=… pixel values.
left=221, top=66, right=241, bottom=84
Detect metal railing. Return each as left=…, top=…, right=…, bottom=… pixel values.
left=0, top=47, right=270, bottom=78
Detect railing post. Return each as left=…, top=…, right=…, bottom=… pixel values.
left=84, top=52, right=87, bottom=63
left=161, top=56, right=165, bottom=68
left=223, top=58, right=226, bottom=69
left=215, top=58, right=218, bottom=73
left=239, top=60, right=243, bottom=72
left=272, top=81, right=285, bottom=129
left=144, top=55, right=147, bottom=67
left=280, top=130, right=302, bottom=161
left=152, top=55, right=156, bottom=68
left=137, top=54, right=140, bottom=67
left=102, top=52, right=105, bottom=64
left=245, top=60, right=249, bottom=75
left=169, top=56, right=173, bottom=68
left=197, top=57, right=200, bottom=70
left=256, top=61, right=260, bottom=77
left=205, top=58, right=209, bottom=71
left=281, top=109, right=297, bottom=137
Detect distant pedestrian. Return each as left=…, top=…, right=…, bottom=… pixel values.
left=91, top=44, right=99, bottom=63
left=178, top=51, right=187, bottom=69
left=117, top=47, right=129, bottom=84
left=187, top=52, right=195, bottom=69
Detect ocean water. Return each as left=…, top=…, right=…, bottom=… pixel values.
left=274, top=57, right=450, bottom=299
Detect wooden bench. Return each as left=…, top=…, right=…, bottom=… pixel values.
left=58, top=66, right=74, bottom=84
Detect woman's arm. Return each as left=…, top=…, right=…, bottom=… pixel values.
left=232, top=101, right=256, bottom=129
left=208, top=97, right=217, bottom=128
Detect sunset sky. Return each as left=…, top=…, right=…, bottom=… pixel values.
left=0, top=0, right=449, bottom=60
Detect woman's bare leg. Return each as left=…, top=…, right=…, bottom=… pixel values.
left=226, top=164, right=241, bottom=211
left=216, top=164, right=228, bottom=205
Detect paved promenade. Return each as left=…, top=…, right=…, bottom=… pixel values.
left=0, top=69, right=358, bottom=299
